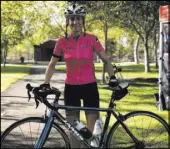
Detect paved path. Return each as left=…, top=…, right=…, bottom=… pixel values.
left=1, top=66, right=66, bottom=134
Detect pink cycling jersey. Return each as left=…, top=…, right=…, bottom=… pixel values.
left=53, top=32, right=104, bottom=85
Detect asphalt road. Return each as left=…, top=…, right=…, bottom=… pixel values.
left=1, top=66, right=66, bottom=134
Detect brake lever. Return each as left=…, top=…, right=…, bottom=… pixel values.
left=34, top=95, right=40, bottom=109
left=27, top=90, right=31, bottom=102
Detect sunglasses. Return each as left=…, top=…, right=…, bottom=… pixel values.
left=69, top=16, right=82, bottom=21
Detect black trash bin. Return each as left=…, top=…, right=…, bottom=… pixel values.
left=20, top=57, right=24, bottom=64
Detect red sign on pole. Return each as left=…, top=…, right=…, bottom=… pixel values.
left=159, top=5, right=170, bottom=22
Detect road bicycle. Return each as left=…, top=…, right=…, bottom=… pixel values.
left=1, top=65, right=170, bottom=148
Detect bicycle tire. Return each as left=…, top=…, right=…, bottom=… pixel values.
left=106, top=111, right=170, bottom=148
left=1, top=117, right=70, bottom=148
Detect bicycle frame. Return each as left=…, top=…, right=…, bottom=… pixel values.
left=34, top=98, right=140, bottom=149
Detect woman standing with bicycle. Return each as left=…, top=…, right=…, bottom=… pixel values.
left=1, top=3, right=170, bottom=149
left=43, top=4, right=117, bottom=148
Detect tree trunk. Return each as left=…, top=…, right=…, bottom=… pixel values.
left=118, top=49, right=120, bottom=62
left=144, top=37, right=150, bottom=72
left=155, top=31, right=159, bottom=69
left=102, top=2, right=108, bottom=84
left=102, top=20, right=108, bottom=84
left=3, top=40, right=8, bottom=68
left=134, top=36, right=140, bottom=64
left=1, top=49, right=3, bottom=63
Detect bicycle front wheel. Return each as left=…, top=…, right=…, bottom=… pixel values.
left=1, top=117, right=70, bottom=148
left=106, top=111, right=170, bottom=148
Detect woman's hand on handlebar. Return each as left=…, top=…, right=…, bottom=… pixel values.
left=108, top=76, right=119, bottom=87
left=40, top=83, right=50, bottom=90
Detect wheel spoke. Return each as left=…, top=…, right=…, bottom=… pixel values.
left=1, top=117, right=69, bottom=148
left=5, top=133, right=26, bottom=147
left=35, top=122, right=41, bottom=145
left=147, top=139, right=168, bottom=147
left=132, top=116, right=141, bottom=138
left=147, top=130, right=168, bottom=147
left=18, top=125, right=29, bottom=146
left=144, top=116, right=153, bottom=141
left=107, top=111, right=169, bottom=148
left=29, top=122, right=34, bottom=147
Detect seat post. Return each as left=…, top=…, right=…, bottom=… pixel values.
left=108, top=92, right=116, bottom=109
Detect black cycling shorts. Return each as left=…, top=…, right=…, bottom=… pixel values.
left=64, top=82, right=99, bottom=116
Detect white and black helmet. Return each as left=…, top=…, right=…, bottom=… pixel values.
left=64, top=4, right=87, bottom=18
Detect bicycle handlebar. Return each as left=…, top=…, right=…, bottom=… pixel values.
left=26, top=83, right=61, bottom=109
left=26, top=65, right=128, bottom=108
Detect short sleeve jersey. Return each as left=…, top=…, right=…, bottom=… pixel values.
left=53, top=32, right=104, bottom=85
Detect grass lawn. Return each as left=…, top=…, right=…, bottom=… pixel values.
left=56, top=62, right=169, bottom=125
left=1, top=64, right=31, bottom=92
left=1, top=63, right=169, bottom=125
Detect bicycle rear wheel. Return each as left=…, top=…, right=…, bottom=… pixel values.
left=106, top=111, right=170, bottom=148
left=1, top=117, right=70, bottom=148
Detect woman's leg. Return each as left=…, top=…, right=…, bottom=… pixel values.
left=64, top=84, right=81, bottom=148
left=82, top=82, right=100, bottom=132
left=66, top=113, right=81, bottom=148
left=86, top=113, right=99, bottom=132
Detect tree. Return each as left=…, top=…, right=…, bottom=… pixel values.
left=60, top=1, right=168, bottom=74
left=22, top=1, right=66, bottom=45
left=1, top=1, right=67, bottom=65
left=1, top=1, right=26, bottom=67
left=134, top=36, right=140, bottom=64
left=149, top=17, right=160, bottom=68
left=116, top=1, right=166, bottom=72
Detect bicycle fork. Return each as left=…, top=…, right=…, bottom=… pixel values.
left=34, top=111, right=54, bottom=149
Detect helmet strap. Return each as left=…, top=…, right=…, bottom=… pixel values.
left=65, top=19, right=69, bottom=39
left=82, top=17, right=86, bottom=36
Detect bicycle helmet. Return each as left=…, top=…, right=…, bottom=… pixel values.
left=64, top=4, right=87, bottom=18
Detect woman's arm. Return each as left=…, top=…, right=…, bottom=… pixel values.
left=95, top=50, right=115, bottom=77
left=44, top=56, right=59, bottom=84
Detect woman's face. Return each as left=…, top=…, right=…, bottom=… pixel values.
left=68, top=16, right=83, bottom=34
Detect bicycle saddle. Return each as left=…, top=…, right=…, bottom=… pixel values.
left=102, top=82, right=129, bottom=101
